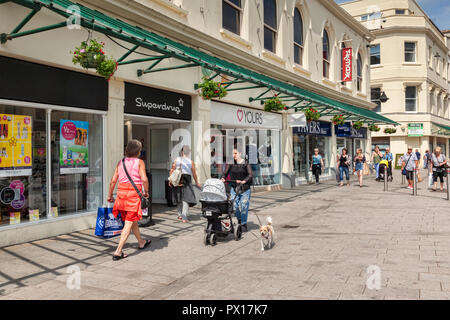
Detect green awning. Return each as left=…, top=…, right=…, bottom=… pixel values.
left=1, top=0, right=398, bottom=125
left=432, top=122, right=450, bottom=136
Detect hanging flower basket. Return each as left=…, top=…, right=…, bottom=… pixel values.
left=198, top=77, right=227, bottom=100
left=384, top=127, right=397, bottom=134
left=368, top=124, right=380, bottom=132
left=304, top=107, right=321, bottom=122
left=332, top=115, right=345, bottom=125
left=71, top=39, right=118, bottom=80
left=352, top=121, right=364, bottom=130
left=263, top=95, right=285, bottom=112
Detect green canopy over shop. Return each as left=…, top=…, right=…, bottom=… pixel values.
left=432, top=122, right=450, bottom=136
left=1, top=0, right=398, bottom=125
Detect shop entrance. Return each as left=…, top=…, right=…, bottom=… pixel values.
left=124, top=115, right=190, bottom=204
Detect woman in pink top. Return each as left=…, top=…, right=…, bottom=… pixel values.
left=108, top=139, right=151, bottom=260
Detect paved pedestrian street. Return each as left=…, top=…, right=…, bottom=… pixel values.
left=1, top=170, right=450, bottom=300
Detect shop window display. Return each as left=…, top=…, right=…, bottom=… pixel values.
left=0, top=106, right=46, bottom=226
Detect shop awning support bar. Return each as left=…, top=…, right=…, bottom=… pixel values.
left=249, top=88, right=271, bottom=102
left=118, top=54, right=172, bottom=66
left=1, top=20, right=66, bottom=44
left=207, top=72, right=221, bottom=81
left=227, top=85, right=266, bottom=92
left=117, top=44, right=139, bottom=63
left=138, top=62, right=200, bottom=76
left=11, top=7, right=40, bottom=35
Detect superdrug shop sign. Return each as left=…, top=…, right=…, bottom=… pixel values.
left=124, top=82, right=192, bottom=121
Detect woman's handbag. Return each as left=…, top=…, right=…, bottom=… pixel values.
left=168, top=158, right=182, bottom=187
left=122, top=158, right=150, bottom=210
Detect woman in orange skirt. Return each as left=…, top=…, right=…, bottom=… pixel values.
left=107, top=139, right=151, bottom=260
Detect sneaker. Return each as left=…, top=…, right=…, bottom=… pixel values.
left=407, top=185, right=413, bottom=189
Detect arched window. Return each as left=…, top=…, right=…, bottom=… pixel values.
left=293, top=8, right=303, bottom=65
left=322, top=30, right=330, bottom=78
left=264, top=0, right=277, bottom=53
left=357, top=52, right=363, bottom=91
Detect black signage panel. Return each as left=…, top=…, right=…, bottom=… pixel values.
left=0, top=55, right=108, bottom=110
left=124, top=82, right=192, bottom=121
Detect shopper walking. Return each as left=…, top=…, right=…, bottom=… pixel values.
left=310, top=148, right=324, bottom=184
left=354, top=148, right=366, bottom=188
left=423, top=150, right=431, bottom=170
left=415, top=149, right=421, bottom=167
left=108, top=139, right=151, bottom=261
left=401, top=147, right=419, bottom=190
left=337, top=148, right=351, bottom=186
left=371, top=146, right=383, bottom=181
left=430, top=147, right=448, bottom=192
left=221, top=148, right=253, bottom=232
left=169, top=145, right=201, bottom=223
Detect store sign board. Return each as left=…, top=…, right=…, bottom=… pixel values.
left=408, top=123, right=423, bottom=137
left=0, top=114, right=32, bottom=177
left=292, top=121, right=332, bottom=136
left=334, top=122, right=367, bottom=138
left=342, top=48, right=352, bottom=82
left=60, top=120, right=89, bottom=175
left=124, top=82, right=192, bottom=121
left=210, top=101, right=282, bottom=129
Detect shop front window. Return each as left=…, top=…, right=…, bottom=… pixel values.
left=293, top=134, right=307, bottom=179
left=0, top=106, right=47, bottom=226
left=51, top=111, right=103, bottom=216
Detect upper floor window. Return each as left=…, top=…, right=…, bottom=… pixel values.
left=222, top=0, right=242, bottom=35
left=370, top=44, right=380, bottom=65
left=395, top=9, right=405, bottom=14
left=360, top=11, right=381, bottom=21
left=322, top=30, right=330, bottom=78
left=357, top=53, right=363, bottom=91
left=405, top=86, right=417, bottom=112
left=293, top=8, right=304, bottom=65
left=264, top=0, right=277, bottom=53
left=371, top=88, right=381, bottom=113
left=404, top=42, right=416, bottom=62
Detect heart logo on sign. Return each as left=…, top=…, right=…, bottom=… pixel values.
left=237, top=109, right=244, bottom=122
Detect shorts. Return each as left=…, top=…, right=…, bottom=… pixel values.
left=120, top=211, right=141, bottom=222
left=433, top=171, right=445, bottom=183
left=406, top=170, right=414, bottom=181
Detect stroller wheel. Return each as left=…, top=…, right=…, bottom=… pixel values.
left=234, top=224, right=242, bottom=241
left=203, top=231, right=210, bottom=246
left=210, top=233, right=217, bottom=246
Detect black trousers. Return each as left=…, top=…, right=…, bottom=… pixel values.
left=312, top=164, right=321, bottom=183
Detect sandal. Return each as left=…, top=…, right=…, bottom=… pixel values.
left=112, top=252, right=128, bottom=261
left=138, top=239, right=151, bottom=250
left=177, top=216, right=183, bottom=220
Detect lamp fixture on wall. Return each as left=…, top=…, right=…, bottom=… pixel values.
left=379, top=91, right=389, bottom=103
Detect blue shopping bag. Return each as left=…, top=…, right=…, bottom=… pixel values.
left=95, top=206, right=123, bottom=238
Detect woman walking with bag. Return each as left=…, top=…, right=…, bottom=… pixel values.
left=108, top=140, right=151, bottom=261
left=431, top=147, right=448, bottom=192
left=337, top=148, right=351, bottom=186
left=169, top=145, right=201, bottom=223
left=310, top=148, right=324, bottom=185
left=221, top=148, right=253, bottom=232
left=354, top=148, right=366, bottom=188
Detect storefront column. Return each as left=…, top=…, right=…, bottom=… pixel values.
left=106, top=79, right=125, bottom=197
left=192, top=95, right=211, bottom=183
left=365, top=129, right=372, bottom=160
left=433, top=136, right=438, bottom=152
left=281, top=113, right=293, bottom=184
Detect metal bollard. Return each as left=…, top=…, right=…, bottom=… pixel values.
left=384, top=166, right=388, bottom=192
left=447, top=169, right=449, bottom=201
left=413, top=169, right=418, bottom=196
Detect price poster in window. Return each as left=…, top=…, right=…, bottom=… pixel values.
left=0, top=114, right=33, bottom=177
left=59, top=120, right=89, bottom=174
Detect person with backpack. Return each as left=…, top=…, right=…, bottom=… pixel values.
left=221, top=148, right=253, bottom=232
left=430, top=146, right=448, bottom=192
left=107, top=139, right=151, bottom=261
left=169, top=145, right=201, bottom=223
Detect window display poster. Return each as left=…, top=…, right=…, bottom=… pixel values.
left=60, top=120, right=89, bottom=174
left=29, top=209, right=39, bottom=222
left=10, top=212, right=20, bottom=225
left=0, top=114, right=33, bottom=177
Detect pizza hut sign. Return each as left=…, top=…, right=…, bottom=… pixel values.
left=342, top=48, right=352, bottom=82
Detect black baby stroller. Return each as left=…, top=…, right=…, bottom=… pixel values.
left=200, top=179, right=243, bottom=246
left=378, top=159, right=393, bottom=182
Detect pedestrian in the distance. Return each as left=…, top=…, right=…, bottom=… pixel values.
left=169, top=145, right=201, bottom=223
left=354, top=148, right=366, bottom=188
left=371, top=146, right=383, bottom=181
left=337, top=148, right=351, bottom=186
left=423, top=150, right=431, bottom=170
left=310, top=148, right=324, bottom=185
left=415, top=149, right=421, bottom=168
left=108, top=139, right=151, bottom=261
left=401, top=147, right=419, bottom=190
left=430, top=147, right=448, bottom=192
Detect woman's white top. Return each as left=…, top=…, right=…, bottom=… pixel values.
left=175, top=156, right=193, bottom=175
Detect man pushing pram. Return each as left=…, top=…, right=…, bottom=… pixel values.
left=379, top=148, right=394, bottom=182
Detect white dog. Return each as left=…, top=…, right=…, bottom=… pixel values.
left=260, top=217, right=275, bottom=251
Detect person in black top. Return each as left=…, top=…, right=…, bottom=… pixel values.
left=221, top=148, right=253, bottom=232
left=336, top=148, right=351, bottom=186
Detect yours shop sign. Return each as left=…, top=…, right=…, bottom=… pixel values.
left=211, top=101, right=282, bottom=129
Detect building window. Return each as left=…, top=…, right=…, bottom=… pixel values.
left=357, top=53, right=363, bottom=91
left=405, top=86, right=417, bottom=112
left=293, top=8, right=304, bottom=65
left=404, top=42, right=416, bottom=62
left=263, top=0, right=277, bottom=53
left=395, top=9, right=405, bottom=14
left=322, top=30, right=330, bottom=78
left=222, top=0, right=242, bottom=35
left=371, top=88, right=381, bottom=113
left=370, top=44, right=380, bottom=65
left=360, top=11, right=381, bottom=21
